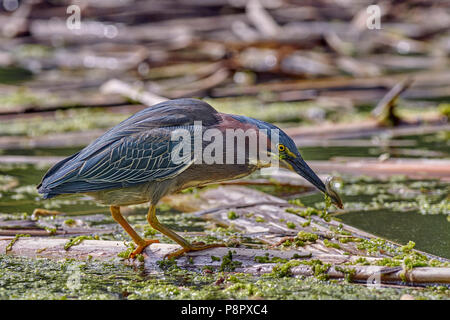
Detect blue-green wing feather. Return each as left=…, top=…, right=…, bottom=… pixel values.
left=38, top=98, right=219, bottom=198
left=80, top=130, right=191, bottom=184
left=38, top=127, right=193, bottom=197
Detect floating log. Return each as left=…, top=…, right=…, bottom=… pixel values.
left=1, top=180, right=449, bottom=285
left=0, top=217, right=112, bottom=237
left=0, top=237, right=126, bottom=261
left=240, top=264, right=450, bottom=284
left=211, top=70, right=450, bottom=97
left=286, top=121, right=449, bottom=141
left=246, top=0, right=281, bottom=38
left=175, top=186, right=385, bottom=256
left=1, top=237, right=449, bottom=284
left=0, top=131, right=104, bottom=149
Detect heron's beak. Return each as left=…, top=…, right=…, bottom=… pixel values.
left=286, top=158, right=344, bottom=209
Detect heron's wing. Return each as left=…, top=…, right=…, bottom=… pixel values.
left=40, top=127, right=194, bottom=194
left=39, top=98, right=220, bottom=197
left=80, top=129, right=193, bottom=184
left=77, top=99, right=218, bottom=162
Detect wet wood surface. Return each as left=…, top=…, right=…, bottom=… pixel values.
left=2, top=235, right=449, bottom=283
left=2, top=185, right=448, bottom=285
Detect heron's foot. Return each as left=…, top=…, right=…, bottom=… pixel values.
left=129, top=239, right=159, bottom=259
left=32, top=208, right=62, bottom=219
left=165, top=242, right=226, bottom=260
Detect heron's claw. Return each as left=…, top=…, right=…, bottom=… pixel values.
left=165, top=242, right=226, bottom=260
left=129, top=239, right=159, bottom=259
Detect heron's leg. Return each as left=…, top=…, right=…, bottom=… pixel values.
left=110, top=206, right=159, bottom=258
left=146, top=204, right=225, bottom=259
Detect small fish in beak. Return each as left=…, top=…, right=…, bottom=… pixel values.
left=325, top=176, right=344, bottom=209
left=285, top=158, right=344, bottom=209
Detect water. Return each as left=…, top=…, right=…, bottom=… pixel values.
left=296, top=132, right=450, bottom=258
left=299, top=133, right=450, bottom=160
left=341, top=210, right=449, bottom=258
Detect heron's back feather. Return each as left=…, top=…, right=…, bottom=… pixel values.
left=38, top=99, right=217, bottom=197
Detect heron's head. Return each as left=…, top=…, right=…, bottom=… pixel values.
left=271, top=130, right=344, bottom=209
left=229, top=114, right=343, bottom=209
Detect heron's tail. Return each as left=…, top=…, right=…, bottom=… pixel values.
left=37, top=152, right=80, bottom=198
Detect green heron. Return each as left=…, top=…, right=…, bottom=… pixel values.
left=38, top=98, right=342, bottom=258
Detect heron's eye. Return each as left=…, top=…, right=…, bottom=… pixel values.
left=278, top=144, right=286, bottom=152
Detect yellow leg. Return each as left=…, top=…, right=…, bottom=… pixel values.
left=110, top=206, right=159, bottom=258
left=146, top=204, right=225, bottom=259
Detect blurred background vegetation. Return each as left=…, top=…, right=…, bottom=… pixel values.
left=0, top=0, right=449, bottom=300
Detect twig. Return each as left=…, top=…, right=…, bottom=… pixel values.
left=167, top=68, right=230, bottom=98
left=246, top=0, right=281, bottom=38
left=372, top=77, right=414, bottom=126
left=100, top=79, right=168, bottom=106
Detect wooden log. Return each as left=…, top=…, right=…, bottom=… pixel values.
left=0, top=236, right=127, bottom=261
left=180, top=186, right=385, bottom=257
left=310, top=158, right=450, bottom=179
left=0, top=131, right=104, bottom=149
left=1, top=237, right=449, bottom=284
left=1, top=183, right=449, bottom=284
left=0, top=236, right=310, bottom=268
left=0, top=228, right=109, bottom=237
left=239, top=264, right=450, bottom=284
left=294, top=139, right=417, bottom=147
left=144, top=61, right=224, bottom=80
left=0, top=155, right=65, bottom=165
left=0, top=217, right=113, bottom=237
left=174, top=186, right=449, bottom=263
left=0, top=67, right=135, bottom=114
left=165, top=68, right=230, bottom=98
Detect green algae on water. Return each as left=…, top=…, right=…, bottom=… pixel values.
left=286, top=221, right=296, bottom=229
left=254, top=253, right=288, bottom=264
left=64, top=236, right=96, bottom=251
left=227, top=211, right=238, bottom=220
left=255, top=216, right=266, bottom=223
left=157, top=258, right=179, bottom=271
left=117, top=242, right=136, bottom=259
left=219, top=250, right=242, bottom=272
left=323, top=239, right=341, bottom=249
left=5, top=234, right=30, bottom=253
